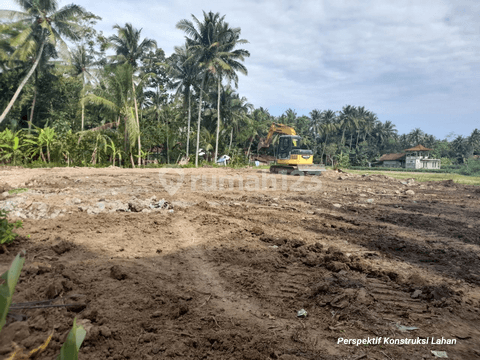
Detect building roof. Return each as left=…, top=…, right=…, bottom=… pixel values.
left=378, top=153, right=406, bottom=162
left=404, top=145, right=433, bottom=151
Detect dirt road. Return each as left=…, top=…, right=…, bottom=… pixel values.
left=1, top=167, right=479, bottom=359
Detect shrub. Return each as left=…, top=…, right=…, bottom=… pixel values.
left=441, top=157, right=453, bottom=166
left=334, top=152, right=350, bottom=170
left=0, top=210, right=23, bottom=245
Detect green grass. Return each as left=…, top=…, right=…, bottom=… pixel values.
left=7, top=188, right=28, bottom=195
left=346, top=169, right=480, bottom=186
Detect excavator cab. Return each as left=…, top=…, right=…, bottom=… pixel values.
left=277, top=135, right=313, bottom=161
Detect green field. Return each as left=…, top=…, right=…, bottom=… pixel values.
left=346, top=169, right=480, bottom=186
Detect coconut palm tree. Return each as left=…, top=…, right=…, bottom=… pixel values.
left=451, top=135, right=468, bottom=163
left=26, top=40, right=57, bottom=132
left=408, top=128, right=425, bottom=147
left=382, top=121, right=397, bottom=141
left=397, top=134, right=407, bottom=149
left=207, top=85, right=253, bottom=151
left=0, top=23, right=14, bottom=67
left=469, top=128, right=480, bottom=154
left=353, top=106, right=368, bottom=149
left=360, top=112, right=378, bottom=142
left=211, top=21, right=249, bottom=162
left=319, top=110, right=337, bottom=163
left=177, top=11, right=249, bottom=167
left=371, top=121, right=397, bottom=151
left=107, top=23, right=157, bottom=68
left=167, top=44, right=198, bottom=159
left=107, top=23, right=157, bottom=165
left=70, top=44, right=96, bottom=131
left=309, top=109, right=322, bottom=155
left=309, top=109, right=322, bottom=138
left=0, top=0, right=88, bottom=123
left=85, top=63, right=141, bottom=167
left=423, top=134, right=437, bottom=149
left=338, top=105, right=356, bottom=146
left=1, top=22, right=53, bottom=131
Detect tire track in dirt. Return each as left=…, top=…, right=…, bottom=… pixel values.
left=171, top=216, right=290, bottom=330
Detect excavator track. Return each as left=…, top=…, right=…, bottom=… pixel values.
left=270, top=164, right=326, bottom=175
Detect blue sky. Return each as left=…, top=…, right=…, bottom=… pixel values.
left=2, top=0, right=479, bottom=139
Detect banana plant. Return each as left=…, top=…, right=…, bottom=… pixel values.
left=23, top=125, right=58, bottom=163
left=38, top=127, right=57, bottom=163
left=105, top=138, right=123, bottom=166
left=0, top=129, right=24, bottom=165
left=134, top=148, right=152, bottom=166
left=56, top=131, right=77, bottom=166
left=77, top=131, right=109, bottom=165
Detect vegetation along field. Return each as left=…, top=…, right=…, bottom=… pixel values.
left=0, top=1, right=480, bottom=360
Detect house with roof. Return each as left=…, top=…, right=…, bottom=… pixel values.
left=378, top=153, right=406, bottom=168
left=378, top=145, right=441, bottom=169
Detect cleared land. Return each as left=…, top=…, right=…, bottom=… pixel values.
left=1, top=167, right=480, bottom=359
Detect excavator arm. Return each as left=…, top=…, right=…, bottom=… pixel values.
left=257, top=123, right=296, bottom=151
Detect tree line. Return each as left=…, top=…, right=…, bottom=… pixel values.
left=1, top=1, right=479, bottom=167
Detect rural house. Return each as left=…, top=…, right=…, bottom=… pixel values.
left=378, top=145, right=441, bottom=169
left=377, top=153, right=406, bottom=168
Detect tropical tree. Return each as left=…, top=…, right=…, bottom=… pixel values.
left=199, top=127, right=215, bottom=161
left=398, top=134, right=409, bottom=150
left=371, top=121, right=397, bottom=151
left=319, top=110, right=337, bottom=163
left=107, top=23, right=157, bottom=165
left=338, top=105, right=356, bottom=146
left=167, top=44, right=198, bottom=159
left=0, top=0, right=88, bottom=123
left=423, top=133, right=437, bottom=149
left=26, top=41, right=57, bottom=132
left=69, top=45, right=96, bottom=130
left=408, top=128, right=425, bottom=147
left=468, top=129, right=480, bottom=155
left=451, top=135, right=468, bottom=163
left=207, top=85, right=253, bottom=151
left=309, top=109, right=322, bottom=148
left=360, top=112, right=378, bottom=142
left=353, top=106, right=368, bottom=148
left=177, top=11, right=249, bottom=167
left=86, top=63, right=140, bottom=167
left=211, top=21, right=249, bottom=162
left=382, top=121, right=397, bottom=140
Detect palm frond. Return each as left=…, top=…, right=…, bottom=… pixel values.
left=50, top=27, right=70, bottom=60
left=85, top=94, right=119, bottom=112
left=9, top=25, right=32, bottom=47
left=53, top=4, right=86, bottom=22
left=0, top=10, right=29, bottom=20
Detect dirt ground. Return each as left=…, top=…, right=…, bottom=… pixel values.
left=1, top=166, right=480, bottom=359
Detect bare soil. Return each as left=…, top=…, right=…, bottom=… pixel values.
left=1, top=167, right=480, bottom=359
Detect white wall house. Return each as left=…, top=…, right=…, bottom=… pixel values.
left=379, top=145, right=441, bottom=169
left=404, top=145, right=441, bottom=169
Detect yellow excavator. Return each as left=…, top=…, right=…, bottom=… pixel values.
left=257, top=123, right=325, bottom=175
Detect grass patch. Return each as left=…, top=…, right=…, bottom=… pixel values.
left=346, top=169, right=480, bottom=186
left=7, top=188, right=28, bottom=195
